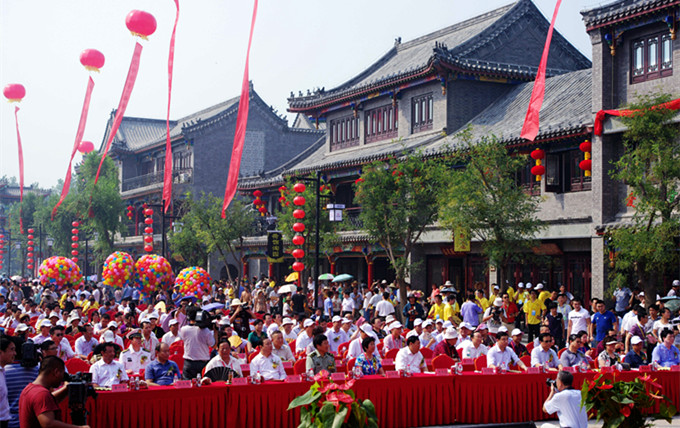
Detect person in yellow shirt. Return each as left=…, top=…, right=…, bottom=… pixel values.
left=523, top=289, right=546, bottom=342
left=489, top=284, right=501, bottom=304
left=515, top=283, right=528, bottom=306
left=443, top=293, right=461, bottom=324
left=505, top=281, right=516, bottom=303
left=536, top=283, right=551, bottom=306
left=475, top=289, right=490, bottom=311
left=428, top=294, right=446, bottom=320
left=82, top=296, right=100, bottom=314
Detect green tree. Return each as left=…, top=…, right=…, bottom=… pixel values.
left=439, top=131, right=544, bottom=284
left=607, top=92, right=680, bottom=306
left=354, top=150, right=449, bottom=311
left=169, top=192, right=254, bottom=284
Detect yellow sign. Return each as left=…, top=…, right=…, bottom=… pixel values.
left=454, top=229, right=470, bottom=252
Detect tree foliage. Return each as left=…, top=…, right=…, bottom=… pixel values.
left=607, top=92, right=680, bottom=305
left=354, top=150, right=449, bottom=308
left=439, top=131, right=544, bottom=282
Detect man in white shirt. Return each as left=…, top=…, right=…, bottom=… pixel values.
left=531, top=333, right=562, bottom=369
left=280, top=318, right=298, bottom=343
left=325, top=316, right=349, bottom=353
left=249, top=339, right=286, bottom=380
left=120, top=331, right=151, bottom=375
left=347, top=324, right=380, bottom=360
left=161, top=319, right=181, bottom=345
left=541, top=371, right=588, bottom=428
left=460, top=331, right=488, bottom=359
left=90, top=343, right=130, bottom=388
left=179, top=310, right=216, bottom=379
left=270, top=331, right=295, bottom=362
left=74, top=324, right=99, bottom=359
left=395, top=336, right=426, bottom=373
left=295, top=319, right=315, bottom=354
left=486, top=331, right=527, bottom=370
left=50, top=326, right=75, bottom=362
left=31, top=320, right=53, bottom=345
left=140, top=320, right=160, bottom=360
left=375, top=292, right=395, bottom=318
left=567, top=298, right=590, bottom=337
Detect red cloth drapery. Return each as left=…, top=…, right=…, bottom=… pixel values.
left=52, top=77, right=95, bottom=219
left=162, top=0, right=180, bottom=214
left=520, top=0, right=562, bottom=142
left=13, top=106, right=25, bottom=233
left=594, top=98, right=680, bottom=135
left=221, top=0, right=258, bottom=218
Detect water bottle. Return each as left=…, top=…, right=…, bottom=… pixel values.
left=306, top=368, right=314, bottom=381
left=499, top=362, right=507, bottom=374
left=542, top=362, right=549, bottom=373
left=615, top=362, right=623, bottom=372
left=196, top=374, right=202, bottom=387
left=405, top=364, right=412, bottom=377
left=579, top=360, right=588, bottom=373
left=353, top=365, right=362, bottom=379
left=255, top=370, right=262, bottom=384
left=604, top=358, right=610, bottom=367
left=455, top=362, right=463, bottom=375
left=652, top=361, right=659, bottom=371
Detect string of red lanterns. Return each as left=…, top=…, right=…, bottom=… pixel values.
left=26, top=228, right=35, bottom=272
left=0, top=234, right=5, bottom=271
left=291, top=182, right=307, bottom=274
left=144, top=207, right=154, bottom=253
left=579, top=140, right=592, bottom=177
left=126, top=205, right=134, bottom=220
left=530, top=148, right=546, bottom=181
left=71, top=221, right=80, bottom=263
left=252, top=190, right=267, bottom=217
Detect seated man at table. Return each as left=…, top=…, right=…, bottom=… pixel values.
left=383, top=322, right=404, bottom=351
left=433, top=327, right=460, bottom=361
left=559, top=334, right=589, bottom=368
left=508, top=329, right=529, bottom=358
left=201, top=338, right=243, bottom=382
left=487, top=331, right=527, bottom=370
left=145, top=343, right=181, bottom=386
left=325, top=316, right=349, bottom=354
left=541, top=370, right=588, bottom=428
left=531, top=333, right=562, bottom=370
left=347, top=324, right=379, bottom=360
left=460, top=331, right=487, bottom=360
left=250, top=338, right=286, bottom=381
left=295, top=319, right=315, bottom=354
left=120, top=331, right=151, bottom=375
left=90, top=342, right=130, bottom=388
left=395, top=335, right=427, bottom=374
left=624, top=336, right=648, bottom=368
left=354, top=337, right=384, bottom=376
left=306, top=334, right=336, bottom=374
left=651, top=330, right=680, bottom=367
left=270, top=331, right=294, bottom=362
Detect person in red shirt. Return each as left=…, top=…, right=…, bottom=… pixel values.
left=18, top=356, right=88, bottom=428
left=501, top=293, right=519, bottom=332
left=433, top=327, right=461, bottom=361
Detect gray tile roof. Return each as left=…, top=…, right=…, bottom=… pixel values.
left=426, top=68, right=592, bottom=151
left=581, top=0, right=679, bottom=29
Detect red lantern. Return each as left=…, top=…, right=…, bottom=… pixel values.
left=579, top=141, right=592, bottom=153
left=145, top=218, right=154, bottom=225
left=3, top=84, right=25, bottom=102
left=253, top=190, right=263, bottom=197
left=278, top=186, right=287, bottom=193
left=145, top=208, right=154, bottom=216
left=531, top=165, right=546, bottom=176
left=72, top=221, right=80, bottom=228
left=79, top=49, right=105, bottom=72
left=144, top=236, right=153, bottom=243
left=530, top=149, right=545, bottom=160
left=72, top=257, right=78, bottom=263
left=143, top=203, right=148, bottom=209
left=27, top=247, right=33, bottom=252
left=292, top=235, right=305, bottom=246
left=26, top=258, right=33, bottom=263
left=144, top=245, right=153, bottom=252
left=292, top=262, right=305, bottom=272
left=27, top=241, right=34, bottom=246
left=144, top=227, right=153, bottom=234
left=71, top=243, right=79, bottom=249
left=72, top=229, right=79, bottom=235
left=27, top=229, right=34, bottom=234
left=126, top=10, right=157, bottom=39
left=292, top=249, right=305, bottom=259
left=278, top=196, right=285, bottom=203
left=27, top=265, right=33, bottom=270
left=27, top=252, right=33, bottom=258
left=258, top=206, right=267, bottom=214
left=78, top=141, right=95, bottom=154
left=71, top=236, right=79, bottom=242
left=579, top=140, right=592, bottom=177
left=293, top=209, right=305, bottom=219
left=27, top=235, right=34, bottom=240
left=579, top=159, right=592, bottom=172
left=71, top=250, right=79, bottom=256
left=293, top=196, right=306, bottom=206
left=293, top=183, right=306, bottom=193
left=293, top=223, right=305, bottom=233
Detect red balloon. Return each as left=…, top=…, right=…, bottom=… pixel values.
left=72, top=228, right=79, bottom=235
left=579, top=159, right=592, bottom=171
left=292, top=235, right=305, bottom=246
left=293, top=209, right=305, bottom=219
left=531, top=165, right=546, bottom=176
left=292, top=262, right=305, bottom=272
left=530, top=149, right=545, bottom=160
left=27, top=229, right=34, bottom=234
left=293, top=223, right=305, bottom=233
left=71, top=250, right=79, bottom=256
left=78, top=141, right=94, bottom=154
left=144, top=227, right=153, bottom=234
left=145, top=218, right=154, bottom=225
left=3, top=83, right=25, bottom=102
left=145, top=208, right=154, bottom=216
left=144, top=236, right=153, bottom=243
left=292, top=249, right=305, bottom=259
left=72, top=221, right=80, bottom=227
left=71, top=257, right=78, bottom=263
left=71, top=243, right=79, bottom=249
left=79, top=49, right=105, bottom=72
left=293, top=196, right=306, bottom=206
left=144, top=245, right=153, bottom=253
left=579, top=141, right=592, bottom=153
left=253, top=190, right=263, bottom=197
left=126, top=10, right=157, bottom=38
left=293, top=183, right=306, bottom=193
left=71, top=236, right=79, bottom=242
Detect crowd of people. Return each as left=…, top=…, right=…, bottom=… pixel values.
left=0, top=274, right=679, bottom=427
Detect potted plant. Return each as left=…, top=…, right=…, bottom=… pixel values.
left=288, top=370, right=378, bottom=428
left=581, top=373, right=677, bottom=427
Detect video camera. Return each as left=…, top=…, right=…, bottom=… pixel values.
left=546, top=378, right=557, bottom=390
left=66, top=371, right=97, bottom=425
left=21, top=340, right=40, bottom=368
left=188, top=306, right=214, bottom=330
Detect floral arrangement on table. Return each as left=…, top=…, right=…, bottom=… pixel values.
left=581, top=373, right=677, bottom=428
left=288, top=370, right=378, bottom=428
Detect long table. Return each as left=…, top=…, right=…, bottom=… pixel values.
left=58, top=370, right=680, bottom=428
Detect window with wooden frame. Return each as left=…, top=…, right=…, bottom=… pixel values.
left=411, top=93, right=433, bottom=133
left=631, top=32, right=673, bottom=83
left=365, top=104, right=397, bottom=144
left=544, top=149, right=591, bottom=193
left=329, top=115, right=360, bottom=151
left=516, top=159, right=541, bottom=196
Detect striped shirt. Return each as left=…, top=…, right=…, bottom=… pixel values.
left=5, top=363, right=39, bottom=428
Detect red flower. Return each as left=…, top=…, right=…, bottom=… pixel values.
left=597, top=384, right=613, bottom=390
left=318, top=382, right=339, bottom=394
left=337, top=379, right=355, bottom=390
left=640, top=374, right=663, bottom=391
left=326, top=391, right=353, bottom=409
left=586, top=380, right=597, bottom=391
left=314, top=370, right=330, bottom=382
left=621, top=406, right=631, bottom=417
left=355, top=178, right=364, bottom=184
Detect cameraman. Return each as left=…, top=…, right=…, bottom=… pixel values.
left=179, top=306, right=215, bottom=379
left=482, top=298, right=503, bottom=334
left=541, top=370, right=587, bottom=428
left=18, top=356, right=89, bottom=428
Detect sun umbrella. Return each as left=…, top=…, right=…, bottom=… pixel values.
left=318, top=273, right=335, bottom=281
left=332, top=274, right=353, bottom=283
left=11, top=275, right=22, bottom=281
left=277, top=284, right=296, bottom=295
left=202, top=302, right=225, bottom=312
left=284, top=272, right=299, bottom=282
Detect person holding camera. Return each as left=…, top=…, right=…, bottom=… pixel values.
left=179, top=307, right=215, bottom=380
left=541, top=370, right=588, bottom=428
left=18, top=356, right=89, bottom=428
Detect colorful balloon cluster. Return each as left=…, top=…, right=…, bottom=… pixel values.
left=175, top=266, right=211, bottom=298
left=38, top=256, right=83, bottom=290
left=135, top=254, right=173, bottom=296
left=102, top=251, right=136, bottom=288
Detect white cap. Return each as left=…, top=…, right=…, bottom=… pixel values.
left=511, top=328, right=523, bottom=336
left=493, top=297, right=503, bottom=307
left=303, top=319, right=314, bottom=328
left=40, top=320, right=52, bottom=328
left=385, top=315, right=395, bottom=324
left=493, top=285, right=499, bottom=290
left=360, top=324, right=374, bottom=335
left=108, top=321, right=118, bottom=329
left=498, top=326, right=508, bottom=333
left=630, top=336, right=643, bottom=345
left=414, top=319, right=423, bottom=327
left=49, top=311, right=60, bottom=319
left=16, top=323, right=29, bottom=332
left=518, top=283, right=525, bottom=289
left=435, top=318, right=444, bottom=324
left=459, top=322, right=473, bottom=330
left=443, top=321, right=453, bottom=329
left=443, top=327, right=458, bottom=340
left=332, top=315, right=342, bottom=323
left=422, top=319, right=434, bottom=327
left=168, top=319, right=179, bottom=326
left=526, top=283, right=533, bottom=289
left=149, top=312, right=159, bottom=319
left=389, top=322, right=403, bottom=330
left=341, top=318, right=353, bottom=324
left=218, top=318, right=231, bottom=326
left=281, top=317, right=294, bottom=326
left=673, top=279, right=680, bottom=287
left=102, top=330, right=115, bottom=342
left=536, top=283, right=544, bottom=290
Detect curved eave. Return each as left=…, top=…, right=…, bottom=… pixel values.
left=584, top=1, right=679, bottom=31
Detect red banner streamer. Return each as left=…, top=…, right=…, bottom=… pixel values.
left=594, top=98, right=680, bottom=135
left=520, top=0, right=562, bottom=142
left=14, top=106, right=25, bottom=234
left=52, top=77, right=95, bottom=220
left=221, top=0, right=258, bottom=218
left=163, top=0, right=180, bottom=214
left=94, top=42, right=143, bottom=187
